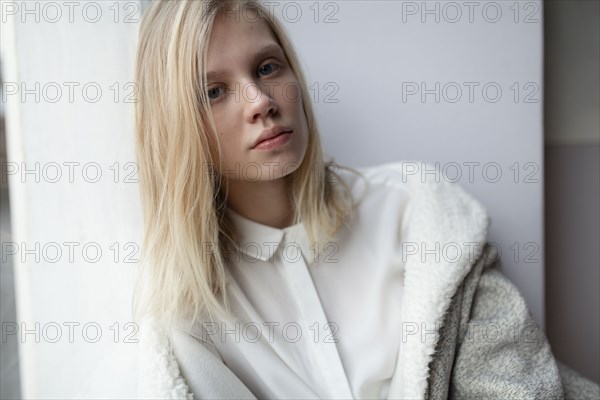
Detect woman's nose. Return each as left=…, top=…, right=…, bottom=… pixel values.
left=243, top=81, right=277, bottom=122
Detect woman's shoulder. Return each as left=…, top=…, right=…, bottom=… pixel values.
left=334, top=160, right=456, bottom=194
left=334, top=160, right=490, bottom=234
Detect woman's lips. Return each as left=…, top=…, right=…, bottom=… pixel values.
left=253, top=131, right=292, bottom=151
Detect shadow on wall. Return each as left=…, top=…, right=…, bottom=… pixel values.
left=0, top=58, right=22, bottom=399
left=544, top=0, right=600, bottom=385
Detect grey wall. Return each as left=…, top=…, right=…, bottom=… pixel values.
left=544, top=0, right=600, bottom=384
left=280, top=1, right=547, bottom=327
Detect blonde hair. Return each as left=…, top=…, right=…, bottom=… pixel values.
left=133, top=0, right=362, bottom=330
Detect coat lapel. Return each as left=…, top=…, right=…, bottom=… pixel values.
left=385, top=163, right=490, bottom=399
left=137, top=318, right=193, bottom=399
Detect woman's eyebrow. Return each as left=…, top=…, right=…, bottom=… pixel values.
left=251, top=43, right=285, bottom=65
left=206, top=43, right=285, bottom=81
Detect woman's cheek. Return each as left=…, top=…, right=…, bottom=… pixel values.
left=281, top=80, right=302, bottom=104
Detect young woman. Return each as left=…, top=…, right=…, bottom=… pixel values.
left=133, top=1, right=599, bottom=399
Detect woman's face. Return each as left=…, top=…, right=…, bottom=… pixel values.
left=205, top=10, right=309, bottom=183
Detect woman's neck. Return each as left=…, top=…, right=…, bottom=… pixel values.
left=225, top=177, right=295, bottom=229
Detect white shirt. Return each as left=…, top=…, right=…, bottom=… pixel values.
left=177, top=163, right=413, bottom=399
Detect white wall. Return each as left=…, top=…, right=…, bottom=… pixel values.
left=1, top=0, right=545, bottom=396
left=1, top=1, right=141, bottom=397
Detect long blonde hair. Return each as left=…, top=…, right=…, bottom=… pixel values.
left=133, top=0, right=361, bottom=330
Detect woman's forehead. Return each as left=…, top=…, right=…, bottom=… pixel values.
left=206, top=15, right=280, bottom=70
left=209, top=10, right=274, bottom=46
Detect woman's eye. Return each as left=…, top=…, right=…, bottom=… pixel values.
left=207, top=87, right=225, bottom=101
left=258, top=63, right=280, bottom=77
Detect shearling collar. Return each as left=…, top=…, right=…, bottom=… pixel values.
left=371, top=162, right=490, bottom=399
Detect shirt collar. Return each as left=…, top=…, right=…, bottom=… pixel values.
left=226, top=208, right=316, bottom=265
